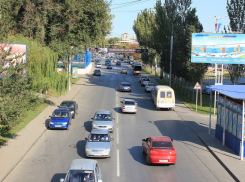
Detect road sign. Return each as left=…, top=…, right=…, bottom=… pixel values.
left=194, top=82, right=201, bottom=89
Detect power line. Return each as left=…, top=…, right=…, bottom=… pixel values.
left=111, top=0, right=149, bottom=10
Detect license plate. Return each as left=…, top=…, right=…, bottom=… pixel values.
left=55, top=125, right=62, bottom=127
left=159, top=160, right=168, bottom=162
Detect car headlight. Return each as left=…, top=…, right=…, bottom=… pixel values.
left=50, top=122, right=54, bottom=124
left=70, top=111, right=74, bottom=114
left=86, top=147, right=91, bottom=152
left=93, top=124, right=97, bottom=128
left=105, top=148, right=110, bottom=152
left=62, top=122, right=68, bottom=125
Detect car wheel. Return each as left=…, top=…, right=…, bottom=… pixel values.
left=126, top=73, right=127, bottom=74
left=66, top=126, right=69, bottom=130
left=156, top=106, right=160, bottom=110
left=130, top=90, right=131, bottom=93
left=110, top=130, right=113, bottom=133
left=146, top=155, right=151, bottom=165
left=142, top=146, right=145, bottom=154
left=73, top=114, right=75, bottom=119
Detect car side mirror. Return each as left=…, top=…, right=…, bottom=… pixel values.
left=142, top=139, right=146, bottom=141
left=60, top=178, right=64, bottom=182
left=91, top=118, right=94, bottom=120
left=85, top=137, right=88, bottom=140
left=120, top=101, right=123, bottom=103
left=57, top=106, right=60, bottom=108
left=111, top=138, right=114, bottom=141
left=171, top=139, right=173, bottom=141
left=49, top=116, right=51, bottom=118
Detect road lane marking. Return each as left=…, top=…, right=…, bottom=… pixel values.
left=117, top=128, right=119, bottom=144
left=117, top=149, right=120, bottom=177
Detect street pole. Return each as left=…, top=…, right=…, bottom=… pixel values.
left=169, top=20, right=174, bottom=88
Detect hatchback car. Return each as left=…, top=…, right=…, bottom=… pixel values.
left=60, top=159, right=103, bottom=182
left=85, top=129, right=114, bottom=158
left=116, top=61, right=121, bottom=65
left=91, top=111, right=114, bottom=133
left=93, top=69, right=101, bottom=76
left=58, top=100, right=78, bottom=119
left=120, top=99, right=137, bottom=114
left=49, top=109, right=72, bottom=130
left=142, top=136, right=177, bottom=165
left=96, top=63, right=102, bottom=68
left=139, top=75, right=149, bottom=83
left=107, top=64, right=112, bottom=69
left=120, top=69, right=127, bottom=74
left=119, top=82, right=131, bottom=92
left=145, top=83, right=155, bottom=92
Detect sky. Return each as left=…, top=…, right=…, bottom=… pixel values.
left=108, top=0, right=230, bottom=39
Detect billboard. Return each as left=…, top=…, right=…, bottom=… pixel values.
left=191, top=33, right=245, bottom=64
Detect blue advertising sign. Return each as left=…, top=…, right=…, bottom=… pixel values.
left=191, top=33, right=245, bottom=64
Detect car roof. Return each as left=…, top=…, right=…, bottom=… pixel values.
left=95, top=110, right=112, bottom=114
left=69, top=159, right=96, bottom=170
left=91, top=129, right=109, bottom=134
left=61, top=100, right=75, bottom=103
left=150, top=136, right=172, bottom=142
left=54, top=108, right=70, bottom=112
left=94, top=69, right=101, bottom=71
left=123, top=99, right=135, bottom=102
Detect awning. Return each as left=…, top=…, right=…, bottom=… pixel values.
left=207, top=85, right=245, bottom=100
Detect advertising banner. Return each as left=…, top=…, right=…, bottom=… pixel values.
left=191, top=33, right=245, bottom=64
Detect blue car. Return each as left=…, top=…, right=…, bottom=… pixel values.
left=202, top=88, right=215, bottom=95
left=49, top=109, right=72, bottom=130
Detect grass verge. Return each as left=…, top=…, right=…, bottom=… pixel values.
left=156, top=79, right=216, bottom=116
left=0, top=103, right=49, bottom=146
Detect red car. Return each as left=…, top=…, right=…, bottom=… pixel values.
left=142, top=136, right=177, bottom=165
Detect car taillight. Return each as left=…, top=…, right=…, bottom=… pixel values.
left=123, top=106, right=125, bottom=109
left=135, top=106, right=137, bottom=109
left=149, top=81, right=151, bottom=83
left=121, top=87, right=124, bottom=89
left=170, top=150, right=176, bottom=154
left=129, top=87, right=131, bottom=89
left=150, top=150, right=158, bottom=154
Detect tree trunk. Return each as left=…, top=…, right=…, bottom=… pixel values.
left=188, top=84, right=190, bottom=98
left=184, top=81, right=187, bottom=95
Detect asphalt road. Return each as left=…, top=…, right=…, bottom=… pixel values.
left=4, top=60, right=234, bottom=182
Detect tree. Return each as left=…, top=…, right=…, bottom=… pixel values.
left=227, top=64, right=245, bottom=84
left=227, top=0, right=245, bottom=33
left=108, top=37, right=120, bottom=44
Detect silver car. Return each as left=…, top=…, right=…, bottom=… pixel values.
left=91, top=111, right=114, bottom=133
left=85, top=129, right=114, bottom=158
left=60, top=159, right=103, bottom=182
left=121, top=99, right=137, bottom=114
left=145, top=83, right=155, bottom=92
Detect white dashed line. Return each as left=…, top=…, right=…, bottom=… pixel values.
left=117, top=149, right=120, bottom=177
left=117, top=128, right=119, bottom=144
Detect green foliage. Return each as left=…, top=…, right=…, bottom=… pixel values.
left=3, top=34, right=68, bottom=93
left=226, top=0, right=245, bottom=33
left=108, top=37, right=120, bottom=44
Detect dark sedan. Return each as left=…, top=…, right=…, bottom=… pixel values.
left=116, top=61, right=121, bottom=66
left=93, top=69, right=101, bottom=76
left=107, top=64, right=112, bottom=69
left=119, top=82, right=131, bottom=92
left=58, top=100, right=78, bottom=119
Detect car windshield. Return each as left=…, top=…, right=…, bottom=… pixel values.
left=122, top=83, right=130, bottom=86
left=89, top=134, right=110, bottom=142
left=60, top=103, right=74, bottom=108
left=147, top=83, right=154, bottom=86
left=124, top=101, right=135, bottom=105
left=65, top=170, right=94, bottom=182
left=94, top=70, right=100, bottom=73
left=152, top=141, right=173, bottom=148
left=52, top=111, right=68, bottom=118
left=95, top=114, right=112, bottom=121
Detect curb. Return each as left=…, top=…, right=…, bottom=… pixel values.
left=198, top=135, right=240, bottom=182
left=1, top=74, right=93, bottom=182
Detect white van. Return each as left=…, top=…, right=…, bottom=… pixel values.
left=152, top=85, right=175, bottom=110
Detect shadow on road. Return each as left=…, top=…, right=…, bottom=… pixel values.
left=50, top=173, right=66, bottom=182
left=84, top=121, right=92, bottom=132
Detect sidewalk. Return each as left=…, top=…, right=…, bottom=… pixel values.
left=0, top=67, right=95, bottom=182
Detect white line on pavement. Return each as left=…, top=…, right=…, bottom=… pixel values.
left=117, top=149, right=120, bottom=177
left=117, top=128, right=119, bottom=144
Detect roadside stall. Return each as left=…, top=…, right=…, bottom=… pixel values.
left=207, top=85, right=245, bottom=160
